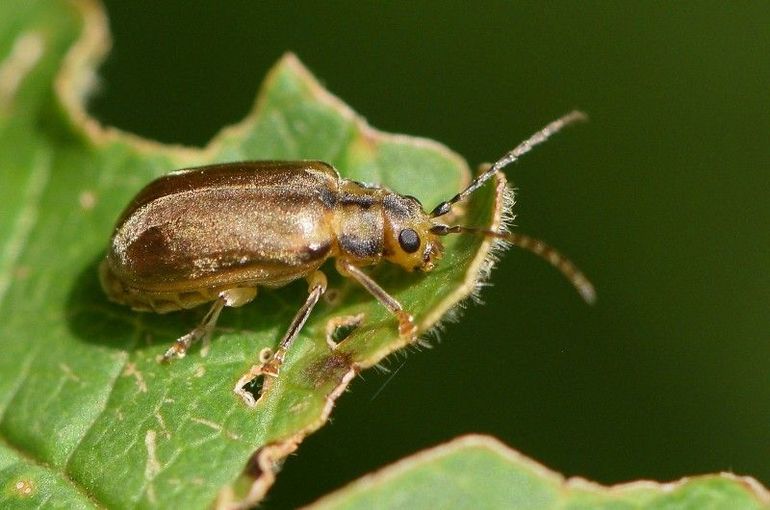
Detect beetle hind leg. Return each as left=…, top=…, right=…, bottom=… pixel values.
left=161, top=287, right=257, bottom=362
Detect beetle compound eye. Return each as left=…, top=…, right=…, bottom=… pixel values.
left=398, top=228, right=420, bottom=253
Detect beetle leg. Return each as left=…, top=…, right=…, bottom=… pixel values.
left=160, top=287, right=257, bottom=362
left=235, top=272, right=326, bottom=405
left=261, top=271, right=327, bottom=377
left=161, top=297, right=226, bottom=362
left=336, top=259, right=417, bottom=340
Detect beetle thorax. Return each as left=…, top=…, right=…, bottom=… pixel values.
left=332, top=181, right=388, bottom=264
left=333, top=180, right=441, bottom=271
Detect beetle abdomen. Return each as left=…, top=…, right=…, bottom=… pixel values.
left=102, top=162, right=340, bottom=310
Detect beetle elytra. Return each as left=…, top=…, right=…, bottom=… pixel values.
left=100, top=111, right=593, bottom=406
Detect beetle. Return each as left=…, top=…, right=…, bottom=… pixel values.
left=100, top=111, right=594, bottom=405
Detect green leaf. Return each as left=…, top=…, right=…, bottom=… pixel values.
left=0, top=2, right=504, bottom=508
left=306, top=435, right=770, bottom=510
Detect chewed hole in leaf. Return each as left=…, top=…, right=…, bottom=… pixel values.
left=244, top=350, right=278, bottom=406
left=234, top=364, right=271, bottom=407
left=325, top=313, right=365, bottom=350
left=242, top=377, right=263, bottom=405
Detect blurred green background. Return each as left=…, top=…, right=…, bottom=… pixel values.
left=92, top=2, right=770, bottom=508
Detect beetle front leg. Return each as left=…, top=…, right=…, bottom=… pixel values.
left=235, top=272, right=327, bottom=406
left=336, top=259, right=417, bottom=340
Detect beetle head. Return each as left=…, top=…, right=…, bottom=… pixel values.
left=382, top=194, right=443, bottom=272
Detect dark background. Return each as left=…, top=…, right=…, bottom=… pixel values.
left=93, top=2, right=770, bottom=508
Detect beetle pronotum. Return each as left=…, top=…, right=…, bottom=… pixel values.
left=100, top=111, right=593, bottom=405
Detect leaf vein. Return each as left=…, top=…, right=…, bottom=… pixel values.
left=0, top=435, right=105, bottom=509
left=0, top=347, right=38, bottom=419
left=0, top=147, right=51, bottom=308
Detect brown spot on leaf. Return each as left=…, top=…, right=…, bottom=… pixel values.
left=303, top=350, right=354, bottom=389
left=79, top=190, right=96, bottom=210
left=243, top=450, right=264, bottom=479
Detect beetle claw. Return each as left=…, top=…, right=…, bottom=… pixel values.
left=159, top=325, right=213, bottom=363
left=160, top=337, right=191, bottom=363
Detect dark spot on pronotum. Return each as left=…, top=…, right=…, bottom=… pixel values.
left=382, top=194, right=413, bottom=217
left=339, top=234, right=380, bottom=258
left=339, top=193, right=376, bottom=209
left=322, top=351, right=354, bottom=374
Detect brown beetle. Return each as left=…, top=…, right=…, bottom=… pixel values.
left=100, top=111, right=593, bottom=404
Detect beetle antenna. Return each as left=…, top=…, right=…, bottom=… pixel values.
left=430, top=110, right=587, bottom=218
left=430, top=224, right=595, bottom=304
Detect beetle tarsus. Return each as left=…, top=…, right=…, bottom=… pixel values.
left=260, top=359, right=281, bottom=379
left=160, top=337, right=191, bottom=362
left=160, top=297, right=225, bottom=362
left=160, top=326, right=207, bottom=362
left=397, top=311, right=417, bottom=340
